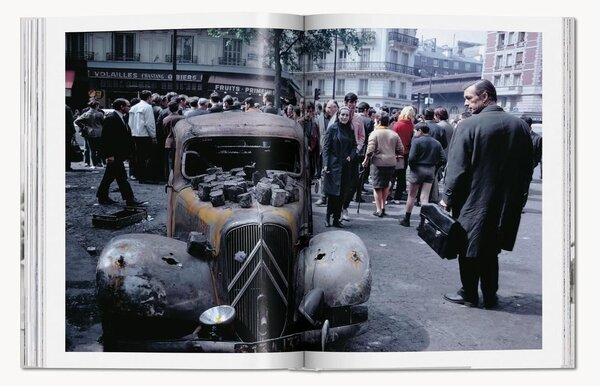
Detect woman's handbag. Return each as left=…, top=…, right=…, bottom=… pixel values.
left=395, top=156, right=405, bottom=170
left=69, top=136, right=84, bottom=162
left=416, top=203, right=467, bottom=259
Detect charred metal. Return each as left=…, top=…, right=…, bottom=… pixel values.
left=96, top=113, right=371, bottom=352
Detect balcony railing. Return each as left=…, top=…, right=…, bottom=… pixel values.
left=306, top=61, right=418, bottom=76
left=66, top=51, right=95, bottom=61
left=165, top=54, right=198, bottom=64
left=398, top=94, right=408, bottom=100
left=218, top=57, right=247, bottom=66
left=387, top=92, right=396, bottom=98
left=358, top=90, right=369, bottom=96
left=106, top=52, right=141, bottom=62
left=387, top=31, right=419, bottom=48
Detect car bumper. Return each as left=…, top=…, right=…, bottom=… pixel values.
left=105, top=320, right=368, bottom=353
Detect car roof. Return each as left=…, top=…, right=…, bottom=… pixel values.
left=174, top=112, right=304, bottom=144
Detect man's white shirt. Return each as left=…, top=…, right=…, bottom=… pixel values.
left=128, top=100, right=156, bottom=138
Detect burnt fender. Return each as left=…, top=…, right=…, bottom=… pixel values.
left=96, top=234, right=218, bottom=323
left=297, top=230, right=371, bottom=308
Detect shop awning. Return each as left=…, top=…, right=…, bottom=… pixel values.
left=208, top=75, right=274, bottom=90
left=65, top=70, right=75, bottom=89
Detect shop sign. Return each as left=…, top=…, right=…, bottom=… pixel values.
left=88, top=69, right=201, bottom=82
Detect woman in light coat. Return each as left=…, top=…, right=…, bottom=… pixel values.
left=362, top=114, right=404, bottom=217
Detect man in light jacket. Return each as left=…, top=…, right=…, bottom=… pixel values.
left=128, top=89, right=157, bottom=183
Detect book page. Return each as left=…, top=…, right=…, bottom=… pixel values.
left=302, top=14, right=572, bottom=370
left=40, top=12, right=310, bottom=369
left=23, top=9, right=573, bottom=371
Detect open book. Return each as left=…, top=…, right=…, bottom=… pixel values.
left=21, top=12, right=574, bottom=370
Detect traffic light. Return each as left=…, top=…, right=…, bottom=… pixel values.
left=314, top=88, right=321, bottom=101
left=412, top=93, right=422, bottom=114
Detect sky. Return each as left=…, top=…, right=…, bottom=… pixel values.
left=416, top=29, right=487, bottom=48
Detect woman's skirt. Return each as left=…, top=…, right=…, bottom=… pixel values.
left=370, top=165, right=395, bottom=188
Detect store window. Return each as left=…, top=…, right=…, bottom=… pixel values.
left=222, top=38, right=243, bottom=65
left=336, top=79, right=345, bottom=96
left=113, top=32, right=136, bottom=61
left=359, top=79, right=369, bottom=95
left=177, top=36, right=194, bottom=63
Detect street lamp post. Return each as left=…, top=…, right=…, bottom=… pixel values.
left=427, top=71, right=434, bottom=108
left=171, top=29, right=177, bottom=92
left=332, top=30, right=338, bottom=99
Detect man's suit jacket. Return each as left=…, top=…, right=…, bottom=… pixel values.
left=101, top=111, right=134, bottom=160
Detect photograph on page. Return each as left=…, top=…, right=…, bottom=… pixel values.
left=27, top=13, right=571, bottom=369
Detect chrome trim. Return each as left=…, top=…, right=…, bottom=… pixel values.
left=227, top=239, right=261, bottom=292
left=262, top=240, right=289, bottom=288
left=231, top=262, right=261, bottom=308
left=261, top=260, right=288, bottom=306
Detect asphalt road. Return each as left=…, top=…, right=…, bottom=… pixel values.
left=65, top=163, right=542, bottom=353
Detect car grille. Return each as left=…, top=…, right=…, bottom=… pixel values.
left=222, top=224, right=292, bottom=342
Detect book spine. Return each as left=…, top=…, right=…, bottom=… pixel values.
left=21, top=16, right=46, bottom=369
left=562, top=17, right=575, bottom=370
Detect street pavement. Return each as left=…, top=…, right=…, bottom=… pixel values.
left=65, top=163, right=542, bottom=353
left=315, top=168, right=542, bottom=352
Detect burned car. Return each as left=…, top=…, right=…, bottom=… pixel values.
left=96, top=112, right=371, bottom=352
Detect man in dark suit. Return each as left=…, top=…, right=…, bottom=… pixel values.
left=441, top=80, right=533, bottom=309
left=185, top=98, right=210, bottom=117
left=96, top=98, right=147, bottom=206
left=261, top=92, right=279, bottom=115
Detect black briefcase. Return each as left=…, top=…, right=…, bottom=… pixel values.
left=417, top=203, right=467, bottom=259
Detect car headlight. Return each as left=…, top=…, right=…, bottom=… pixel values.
left=199, top=305, right=236, bottom=326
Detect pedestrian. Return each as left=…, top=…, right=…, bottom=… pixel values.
left=362, top=114, right=403, bottom=217
left=96, top=98, right=147, bottom=207
left=208, top=92, right=223, bottom=113
left=74, top=99, right=105, bottom=168
left=302, top=102, right=320, bottom=180
left=128, top=90, right=157, bottom=183
left=244, top=97, right=261, bottom=112
left=440, top=79, right=533, bottom=309
left=261, top=92, right=279, bottom=114
left=162, top=100, right=185, bottom=175
left=66, top=104, right=75, bottom=171
left=390, top=106, right=415, bottom=202
left=184, top=96, right=200, bottom=116
left=315, top=99, right=339, bottom=207
left=356, top=101, right=374, bottom=203
left=285, top=104, right=295, bottom=120
left=422, top=107, right=447, bottom=202
left=186, top=98, right=210, bottom=117
left=340, top=92, right=366, bottom=222
left=434, top=107, right=454, bottom=149
left=520, top=115, right=542, bottom=174
left=399, top=122, right=446, bottom=227
left=321, top=106, right=357, bottom=228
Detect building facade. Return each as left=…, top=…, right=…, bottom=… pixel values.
left=414, top=40, right=483, bottom=78
left=299, top=28, right=420, bottom=110
left=411, top=72, right=482, bottom=118
left=482, top=31, right=543, bottom=121
left=66, top=29, right=300, bottom=110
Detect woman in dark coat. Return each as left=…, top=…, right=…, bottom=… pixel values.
left=321, top=106, right=357, bottom=228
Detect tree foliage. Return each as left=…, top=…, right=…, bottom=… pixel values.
left=207, top=28, right=375, bottom=108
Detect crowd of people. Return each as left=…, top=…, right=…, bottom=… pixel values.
left=65, top=79, right=543, bottom=309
